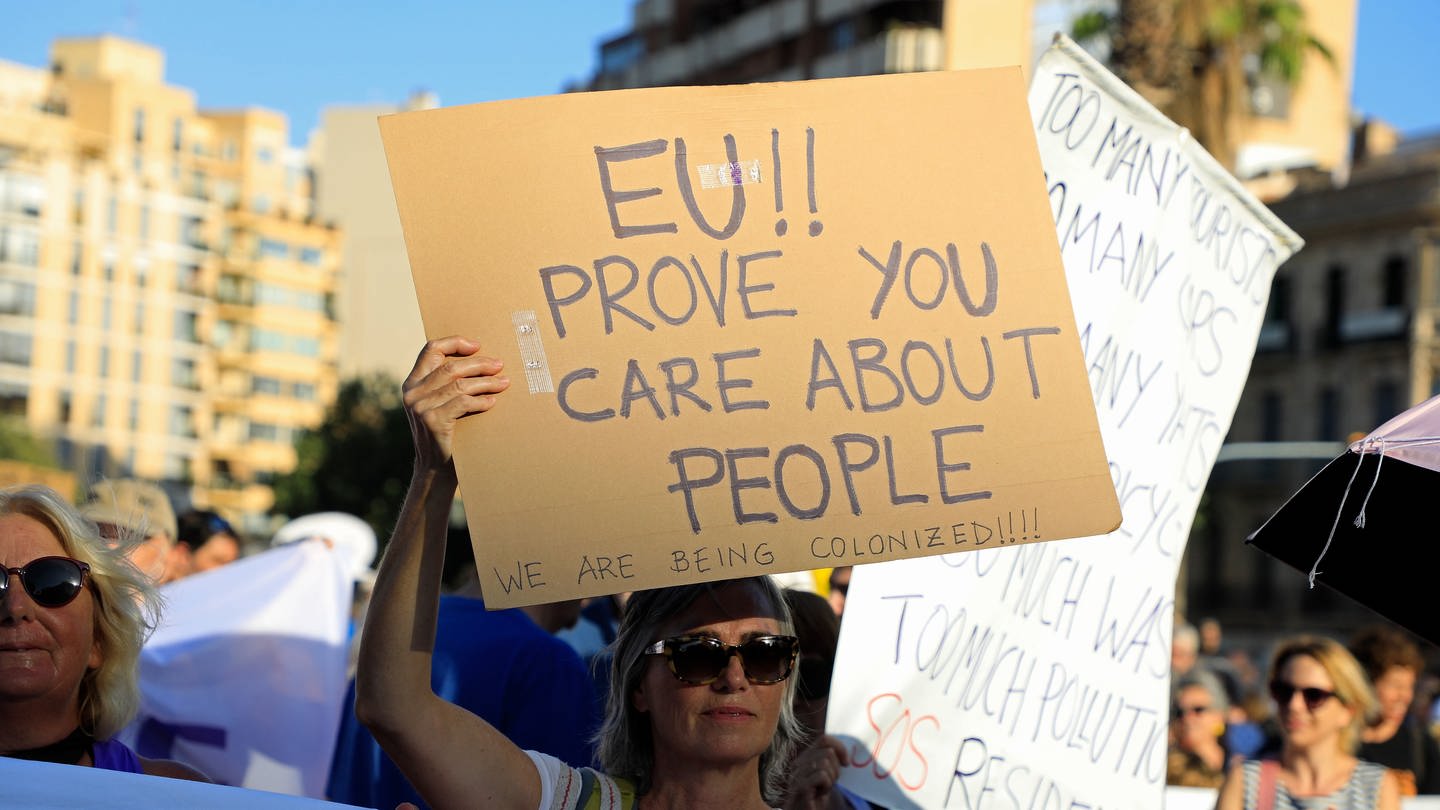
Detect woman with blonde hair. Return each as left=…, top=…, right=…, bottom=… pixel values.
left=357, top=337, right=805, bottom=809
left=0, top=484, right=205, bottom=778
left=1216, top=635, right=1398, bottom=809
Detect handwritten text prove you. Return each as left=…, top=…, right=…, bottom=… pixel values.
left=535, top=128, right=1060, bottom=545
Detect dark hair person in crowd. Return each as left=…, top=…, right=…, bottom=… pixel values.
left=167, top=509, right=242, bottom=582
left=355, top=337, right=805, bottom=809
left=1349, top=625, right=1440, bottom=795
left=1216, top=636, right=1398, bottom=810
left=0, top=485, right=207, bottom=780
left=780, top=589, right=879, bottom=810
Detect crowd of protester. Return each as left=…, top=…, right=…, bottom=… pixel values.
left=1168, top=613, right=1440, bottom=806
left=4, top=335, right=1440, bottom=810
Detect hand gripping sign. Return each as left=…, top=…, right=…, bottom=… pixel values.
left=380, top=68, right=1121, bottom=608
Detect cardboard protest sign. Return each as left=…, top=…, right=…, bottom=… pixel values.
left=827, top=37, right=1302, bottom=809
left=381, top=67, right=1121, bottom=608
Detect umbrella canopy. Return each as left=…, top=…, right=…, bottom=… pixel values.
left=1247, top=394, right=1440, bottom=645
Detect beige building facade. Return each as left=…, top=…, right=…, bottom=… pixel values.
left=0, top=36, right=340, bottom=529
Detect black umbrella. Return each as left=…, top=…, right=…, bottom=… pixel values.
left=1247, top=396, right=1440, bottom=645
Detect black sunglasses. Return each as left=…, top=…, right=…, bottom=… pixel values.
left=1269, top=680, right=1338, bottom=711
left=0, top=556, right=92, bottom=608
left=645, top=634, right=799, bottom=685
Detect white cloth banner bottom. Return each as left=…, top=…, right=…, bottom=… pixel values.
left=0, top=757, right=367, bottom=808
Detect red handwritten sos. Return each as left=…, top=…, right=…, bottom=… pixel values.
left=848, top=692, right=941, bottom=791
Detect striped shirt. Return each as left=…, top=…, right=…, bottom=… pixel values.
left=1240, top=758, right=1387, bottom=809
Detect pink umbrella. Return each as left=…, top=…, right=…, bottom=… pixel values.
left=1247, top=393, right=1440, bottom=644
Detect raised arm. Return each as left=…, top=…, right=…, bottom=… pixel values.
left=353, top=336, right=542, bottom=810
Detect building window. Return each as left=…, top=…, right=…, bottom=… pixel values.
left=101, top=296, right=112, bottom=330
left=169, top=404, right=195, bottom=438
left=1261, top=392, right=1283, bottom=442
left=0, top=332, right=32, bottom=366
left=249, top=421, right=278, bottom=442
left=133, top=107, right=145, bottom=142
left=1323, top=265, right=1344, bottom=346
left=71, top=241, right=82, bottom=275
left=92, top=393, right=107, bottom=428
left=1383, top=255, right=1408, bottom=309
left=1317, top=387, right=1338, bottom=440
left=128, top=398, right=140, bottom=430
left=1374, top=381, right=1399, bottom=426
left=172, top=357, right=198, bottom=390
left=0, top=280, right=36, bottom=316
left=257, top=238, right=289, bottom=260
left=256, top=146, right=275, bottom=164
left=298, top=246, right=323, bottom=266
left=181, top=216, right=205, bottom=250
left=64, top=341, right=75, bottom=373
left=222, top=140, right=237, bottom=161
left=99, top=346, right=110, bottom=377
left=251, top=375, right=282, bottom=395
left=139, top=205, right=150, bottom=239
left=1264, top=275, right=1290, bottom=325
left=131, top=350, right=143, bottom=383
left=174, top=310, right=200, bottom=343
left=172, top=117, right=183, bottom=152
left=0, top=226, right=40, bottom=266
left=133, top=301, right=145, bottom=334
left=292, top=381, right=317, bottom=401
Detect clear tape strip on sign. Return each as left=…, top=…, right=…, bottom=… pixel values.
left=511, top=310, right=554, bottom=394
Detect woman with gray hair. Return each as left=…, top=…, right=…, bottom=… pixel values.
left=356, top=337, right=805, bottom=810
left=1168, top=667, right=1231, bottom=787
left=0, top=484, right=205, bottom=779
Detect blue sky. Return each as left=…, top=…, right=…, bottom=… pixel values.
left=0, top=1, right=1435, bottom=145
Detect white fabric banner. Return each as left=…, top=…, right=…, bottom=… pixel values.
left=118, top=540, right=353, bottom=797
left=0, top=756, right=365, bottom=808
left=828, top=36, right=1302, bottom=809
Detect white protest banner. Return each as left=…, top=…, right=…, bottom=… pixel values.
left=0, top=756, right=364, bottom=809
left=827, top=36, right=1302, bottom=809
left=117, top=541, right=353, bottom=797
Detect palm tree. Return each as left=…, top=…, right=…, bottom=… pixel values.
left=1073, top=0, right=1333, bottom=170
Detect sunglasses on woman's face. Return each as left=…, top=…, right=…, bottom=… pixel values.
left=1174, top=703, right=1212, bottom=718
left=1269, top=680, right=1338, bottom=711
left=644, top=634, right=799, bottom=685
left=0, top=556, right=92, bottom=608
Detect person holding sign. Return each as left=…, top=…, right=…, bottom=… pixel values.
left=1215, top=636, right=1399, bottom=809
left=356, top=337, right=806, bottom=810
left=0, top=485, right=207, bottom=781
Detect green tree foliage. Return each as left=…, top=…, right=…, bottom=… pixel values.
left=271, top=374, right=414, bottom=544
left=0, top=415, right=57, bottom=467
left=1073, top=0, right=1332, bottom=170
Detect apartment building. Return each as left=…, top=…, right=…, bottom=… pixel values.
left=587, top=0, right=1355, bottom=183
left=0, top=36, right=340, bottom=529
left=1188, top=129, right=1440, bottom=634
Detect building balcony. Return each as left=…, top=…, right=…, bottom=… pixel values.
left=1338, top=308, right=1407, bottom=343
